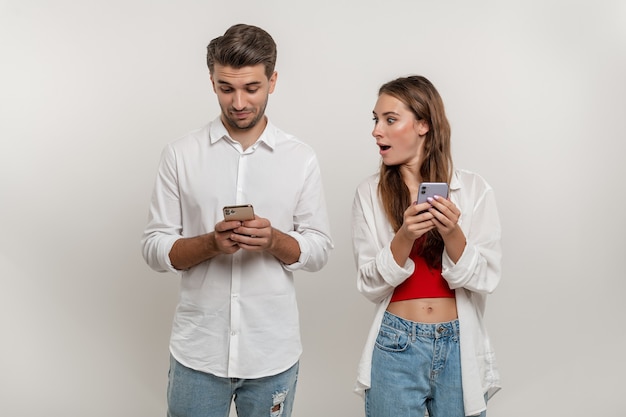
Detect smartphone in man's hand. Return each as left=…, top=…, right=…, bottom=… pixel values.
left=223, top=204, right=255, bottom=221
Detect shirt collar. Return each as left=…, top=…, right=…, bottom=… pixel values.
left=208, top=116, right=276, bottom=150
left=450, top=169, right=462, bottom=191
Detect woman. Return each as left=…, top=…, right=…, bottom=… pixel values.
left=352, top=75, right=502, bottom=416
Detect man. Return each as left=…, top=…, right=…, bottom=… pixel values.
left=141, top=23, right=333, bottom=417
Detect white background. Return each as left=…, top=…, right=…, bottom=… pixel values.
left=1, top=1, right=625, bottom=416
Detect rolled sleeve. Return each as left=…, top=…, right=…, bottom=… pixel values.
left=442, top=172, right=502, bottom=294
left=140, top=144, right=184, bottom=275
left=141, top=233, right=181, bottom=274
left=376, top=242, right=414, bottom=287
left=443, top=239, right=501, bottom=294
left=356, top=242, right=414, bottom=304
left=282, top=229, right=332, bottom=272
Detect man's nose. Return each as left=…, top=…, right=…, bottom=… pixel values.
left=232, top=91, right=245, bottom=110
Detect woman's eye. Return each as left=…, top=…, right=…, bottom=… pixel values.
left=386, top=117, right=396, bottom=124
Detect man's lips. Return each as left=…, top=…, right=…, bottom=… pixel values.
left=232, top=110, right=252, bottom=119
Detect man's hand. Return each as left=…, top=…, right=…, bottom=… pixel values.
left=170, top=215, right=301, bottom=270
left=228, top=216, right=273, bottom=251
left=215, top=219, right=248, bottom=254
left=229, top=215, right=301, bottom=264
left=169, top=220, right=242, bottom=270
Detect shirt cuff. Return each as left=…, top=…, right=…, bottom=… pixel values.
left=281, top=231, right=309, bottom=271
left=159, top=235, right=183, bottom=274
left=442, top=244, right=475, bottom=288
left=377, top=242, right=415, bottom=287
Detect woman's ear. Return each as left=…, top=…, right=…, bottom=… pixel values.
left=415, top=119, right=430, bottom=136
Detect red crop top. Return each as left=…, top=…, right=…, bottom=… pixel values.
left=390, top=237, right=455, bottom=302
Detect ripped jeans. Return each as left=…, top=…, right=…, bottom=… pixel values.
left=167, top=355, right=298, bottom=417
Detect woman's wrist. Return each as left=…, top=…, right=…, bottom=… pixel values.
left=442, top=226, right=466, bottom=263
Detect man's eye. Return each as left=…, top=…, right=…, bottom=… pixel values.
left=247, top=89, right=259, bottom=94
left=220, top=88, right=233, bottom=93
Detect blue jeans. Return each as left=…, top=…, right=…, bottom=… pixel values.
left=167, top=355, right=299, bottom=417
left=366, top=311, right=485, bottom=417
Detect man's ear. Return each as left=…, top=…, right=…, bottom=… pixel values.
left=210, top=73, right=217, bottom=93
left=268, top=71, right=278, bottom=94
left=415, top=119, right=430, bottom=136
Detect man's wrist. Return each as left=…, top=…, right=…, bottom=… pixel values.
left=204, top=232, right=219, bottom=255
left=268, top=229, right=300, bottom=265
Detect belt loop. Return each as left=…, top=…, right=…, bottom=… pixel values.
left=411, top=322, right=417, bottom=342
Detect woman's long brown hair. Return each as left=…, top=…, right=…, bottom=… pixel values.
left=377, top=76, right=453, bottom=268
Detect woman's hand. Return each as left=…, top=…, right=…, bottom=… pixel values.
left=397, top=201, right=437, bottom=242
left=428, top=195, right=466, bottom=262
left=390, top=201, right=436, bottom=266
left=427, top=195, right=460, bottom=236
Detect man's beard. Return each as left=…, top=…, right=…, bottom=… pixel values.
left=222, top=99, right=268, bottom=131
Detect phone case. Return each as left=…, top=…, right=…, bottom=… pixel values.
left=416, top=182, right=449, bottom=204
left=223, top=204, right=255, bottom=221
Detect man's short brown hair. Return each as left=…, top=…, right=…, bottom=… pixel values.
left=206, top=24, right=277, bottom=79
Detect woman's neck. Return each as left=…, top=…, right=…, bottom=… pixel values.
left=400, top=164, right=422, bottom=203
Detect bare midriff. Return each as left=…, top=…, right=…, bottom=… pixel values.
left=386, top=297, right=458, bottom=323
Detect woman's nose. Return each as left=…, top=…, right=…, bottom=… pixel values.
left=372, top=122, right=382, bottom=138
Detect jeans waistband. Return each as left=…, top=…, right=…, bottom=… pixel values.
left=382, top=310, right=460, bottom=339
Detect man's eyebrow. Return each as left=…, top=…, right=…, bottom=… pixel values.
left=216, top=80, right=263, bottom=87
